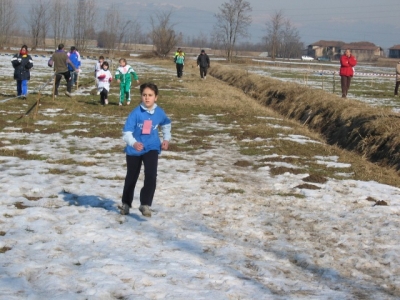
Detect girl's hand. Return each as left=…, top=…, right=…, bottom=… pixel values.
left=133, top=142, right=144, bottom=151
left=117, top=79, right=120, bottom=83
left=161, top=140, right=169, bottom=150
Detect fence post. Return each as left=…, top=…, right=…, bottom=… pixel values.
left=333, top=72, right=336, bottom=94
left=76, top=71, right=79, bottom=90
left=34, top=91, right=41, bottom=118
left=52, top=75, right=56, bottom=101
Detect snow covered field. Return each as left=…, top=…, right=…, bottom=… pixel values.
left=247, top=59, right=400, bottom=112
left=1, top=54, right=400, bottom=299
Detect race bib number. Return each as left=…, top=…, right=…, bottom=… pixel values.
left=142, top=120, right=152, bottom=134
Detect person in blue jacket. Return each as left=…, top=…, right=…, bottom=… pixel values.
left=67, top=46, right=81, bottom=86
left=11, top=45, right=33, bottom=99
left=119, top=82, right=171, bottom=217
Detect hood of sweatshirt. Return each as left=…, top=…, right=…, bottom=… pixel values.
left=117, top=65, right=132, bottom=75
left=140, top=103, right=158, bottom=115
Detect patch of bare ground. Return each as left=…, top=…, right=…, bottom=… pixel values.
left=0, top=246, right=12, bottom=253
left=145, top=57, right=400, bottom=188
left=295, top=183, right=321, bottom=190
left=302, top=174, right=328, bottom=183
left=209, top=63, right=400, bottom=174
left=24, top=196, right=42, bottom=201
left=14, top=202, right=29, bottom=209
left=270, top=166, right=304, bottom=176
left=234, top=160, right=253, bottom=167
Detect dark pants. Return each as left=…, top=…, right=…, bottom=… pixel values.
left=176, top=63, right=183, bottom=78
left=341, top=76, right=352, bottom=98
left=395, top=81, right=400, bottom=96
left=200, top=66, right=208, bottom=78
left=122, top=150, right=159, bottom=207
left=55, top=71, right=72, bottom=95
left=100, top=88, right=108, bottom=104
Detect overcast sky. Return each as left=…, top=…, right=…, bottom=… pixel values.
left=140, top=0, right=400, bottom=48
left=16, top=0, right=400, bottom=49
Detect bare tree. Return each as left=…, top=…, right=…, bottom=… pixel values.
left=116, top=19, right=134, bottom=51
left=150, top=10, right=180, bottom=57
left=213, top=0, right=252, bottom=62
left=0, top=0, right=16, bottom=48
left=96, top=30, right=108, bottom=49
left=50, top=0, right=71, bottom=49
left=184, top=32, right=209, bottom=49
left=280, top=20, right=303, bottom=59
left=27, top=0, right=50, bottom=50
left=235, top=41, right=264, bottom=52
left=100, top=5, right=119, bottom=53
left=124, top=21, right=144, bottom=50
left=97, top=5, right=137, bottom=53
left=264, top=10, right=284, bottom=61
left=73, top=0, right=96, bottom=51
left=264, top=10, right=303, bottom=60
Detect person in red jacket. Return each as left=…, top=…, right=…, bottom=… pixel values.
left=395, top=61, right=400, bottom=96
left=339, top=49, right=357, bottom=98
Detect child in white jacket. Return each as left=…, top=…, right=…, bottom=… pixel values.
left=97, top=61, right=112, bottom=105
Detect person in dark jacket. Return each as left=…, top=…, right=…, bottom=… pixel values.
left=196, top=49, right=210, bottom=79
left=11, top=45, right=33, bottom=99
left=49, top=43, right=76, bottom=97
left=339, top=49, right=357, bottom=98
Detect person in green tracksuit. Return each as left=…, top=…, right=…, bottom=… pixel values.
left=115, top=58, right=140, bottom=106
left=174, top=50, right=185, bottom=78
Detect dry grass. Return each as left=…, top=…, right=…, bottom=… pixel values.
left=0, top=246, right=12, bottom=253
left=14, top=202, right=29, bottom=209
left=209, top=63, right=400, bottom=173
left=375, top=57, right=400, bottom=68
left=1, top=56, right=400, bottom=190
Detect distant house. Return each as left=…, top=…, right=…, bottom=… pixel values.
left=389, top=45, right=400, bottom=58
left=307, top=40, right=345, bottom=60
left=307, top=40, right=384, bottom=61
left=341, top=42, right=383, bottom=61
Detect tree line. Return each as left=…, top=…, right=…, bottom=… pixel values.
left=0, top=0, right=304, bottom=61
